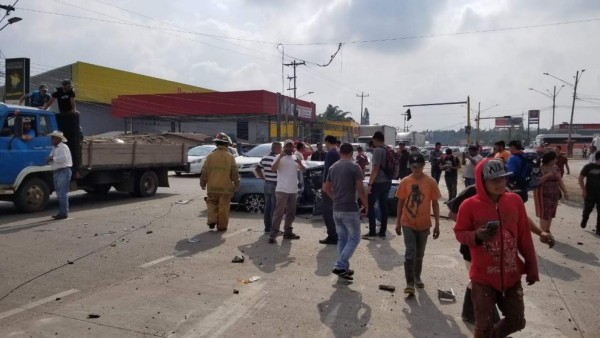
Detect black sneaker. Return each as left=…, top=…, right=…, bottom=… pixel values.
left=268, top=237, right=277, bottom=244
left=283, top=233, right=300, bottom=240
left=332, top=268, right=354, bottom=280
left=52, top=214, right=68, bottom=220
left=208, top=223, right=216, bottom=230
left=361, top=233, right=376, bottom=240
left=581, top=219, right=587, bottom=229
left=319, top=237, right=338, bottom=245
left=377, top=233, right=386, bottom=239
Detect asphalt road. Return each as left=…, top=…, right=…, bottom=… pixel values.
left=0, top=170, right=599, bottom=337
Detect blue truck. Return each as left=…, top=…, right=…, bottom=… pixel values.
left=0, top=103, right=188, bottom=212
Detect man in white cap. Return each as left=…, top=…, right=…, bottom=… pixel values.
left=47, top=131, right=72, bottom=220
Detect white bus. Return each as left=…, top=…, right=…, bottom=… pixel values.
left=533, top=134, right=593, bottom=156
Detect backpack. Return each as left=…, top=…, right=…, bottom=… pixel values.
left=380, top=146, right=399, bottom=179
left=510, top=153, right=540, bottom=191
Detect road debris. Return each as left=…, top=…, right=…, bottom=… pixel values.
left=232, top=255, right=245, bottom=263
left=379, top=284, right=396, bottom=292
left=146, top=230, right=153, bottom=234
left=438, top=288, right=456, bottom=302
left=87, top=314, right=101, bottom=319
left=175, top=199, right=192, bottom=205
left=233, top=289, right=240, bottom=294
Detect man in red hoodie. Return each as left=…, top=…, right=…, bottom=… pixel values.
left=454, top=159, right=539, bottom=338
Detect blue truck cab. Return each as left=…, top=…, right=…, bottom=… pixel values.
left=0, top=103, right=59, bottom=211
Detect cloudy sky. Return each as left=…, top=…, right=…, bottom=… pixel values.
left=1, top=0, right=599, bottom=131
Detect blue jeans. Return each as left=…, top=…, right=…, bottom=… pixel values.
left=368, top=181, right=391, bottom=235
left=464, top=177, right=475, bottom=187
left=53, top=168, right=72, bottom=216
left=333, top=211, right=361, bottom=270
left=263, top=181, right=277, bottom=231
left=431, top=166, right=441, bottom=184
left=322, top=194, right=338, bottom=240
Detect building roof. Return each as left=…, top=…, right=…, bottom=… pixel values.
left=111, top=90, right=316, bottom=121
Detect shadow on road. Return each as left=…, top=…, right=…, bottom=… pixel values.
left=174, top=231, right=226, bottom=257
left=403, top=290, right=467, bottom=338
left=317, top=284, right=371, bottom=338
left=0, top=219, right=55, bottom=235
left=367, top=236, right=402, bottom=271
left=537, top=255, right=582, bottom=282
left=552, top=241, right=600, bottom=267
left=314, top=245, right=337, bottom=277
left=0, top=191, right=177, bottom=219
left=238, top=236, right=296, bottom=273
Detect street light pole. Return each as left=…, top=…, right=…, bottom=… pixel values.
left=567, top=70, right=585, bottom=156
left=0, top=16, right=22, bottom=32
left=528, top=84, right=564, bottom=131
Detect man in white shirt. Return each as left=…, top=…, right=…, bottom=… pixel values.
left=462, top=145, right=483, bottom=187
left=47, top=131, right=73, bottom=220
left=589, top=146, right=598, bottom=164
left=268, top=140, right=306, bottom=244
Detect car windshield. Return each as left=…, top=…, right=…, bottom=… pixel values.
left=188, top=146, right=214, bottom=156
left=244, top=143, right=273, bottom=157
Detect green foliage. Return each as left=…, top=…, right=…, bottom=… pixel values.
left=318, top=104, right=354, bottom=122
left=363, top=108, right=370, bottom=125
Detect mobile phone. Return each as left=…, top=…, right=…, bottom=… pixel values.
left=486, top=221, right=500, bottom=231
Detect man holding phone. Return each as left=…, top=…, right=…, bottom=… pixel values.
left=454, top=159, right=539, bottom=337
left=268, top=140, right=306, bottom=244
left=323, top=143, right=368, bottom=280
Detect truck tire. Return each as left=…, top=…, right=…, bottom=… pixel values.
left=14, top=177, right=50, bottom=213
left=134, top=170, right=158, bottom=197
left=84, top=184, right=112, bottom=194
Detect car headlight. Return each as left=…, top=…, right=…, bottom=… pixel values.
left=190, top=159, right=203, bottom=164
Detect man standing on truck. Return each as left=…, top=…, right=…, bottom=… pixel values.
left=43, top=80, right=81, bottom=178
left=47, top=131, right=72, bottom=220
left=200, top=133, right=240, bottom=232
left=19, top=84, right=51, bottom=108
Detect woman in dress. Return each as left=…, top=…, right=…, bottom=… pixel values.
left=534, top=151, right=569, bottom=233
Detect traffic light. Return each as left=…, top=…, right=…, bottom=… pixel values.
left=406, top=109, right=412, bottom=121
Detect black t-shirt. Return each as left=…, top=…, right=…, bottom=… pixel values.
left=581, top=163, right=600, bottom=199
left=442, top=155, right=459, bottom=177
left=52, top=87, right=76, bottom=113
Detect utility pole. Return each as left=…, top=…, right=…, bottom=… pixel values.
left=284, top=60, right=306, bottom=139
left=551, top=86, right=556, bottom=131
left=476, top=102, right=481, bottom=145
left=567, top=70, right=584, bottom=157
left=356, top=92, right=369, bottom=125
left=466, top=96, right=471, bottom=145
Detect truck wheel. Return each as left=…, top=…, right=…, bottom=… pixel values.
left=135, top=170, right=158, bottom=197
left=84, top=184, right=112, bottom=194
left=243, top=194, right=265, bottom=214
left=14, top=177, right=50, bottom=212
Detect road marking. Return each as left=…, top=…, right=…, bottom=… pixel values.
left=138, top=255, right=177, bottom=268
left=181, top=282, right=266, bottom=337
left=0, top=289, right=79, bottom=321
left=222, top=227, right=252, bottom=238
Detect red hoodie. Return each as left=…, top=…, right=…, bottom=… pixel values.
left=454, top=159, right=539, bottom=291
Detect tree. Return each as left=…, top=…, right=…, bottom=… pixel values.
left=318, top=104, right=354, bottom=122
left=363, top=108, right=370, bottom=125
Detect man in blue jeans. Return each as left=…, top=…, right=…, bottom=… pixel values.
left=364, top=131, right=392, bottom=239
left=47, top=131, right=73, bottom=220
left=323, top=143, right=368, bottom=280
left=256, top=142, right=282, bottom=232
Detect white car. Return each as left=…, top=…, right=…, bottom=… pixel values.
left=176, top=145, right=238, bottom=175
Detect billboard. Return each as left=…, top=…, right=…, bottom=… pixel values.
left=528, top=110, right=540, bottom=124
left=4, top=58, right=30, bottom=104
left=495, top=117, right=522, bottom=129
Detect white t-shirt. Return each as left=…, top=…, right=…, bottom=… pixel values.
left=590, top=152, right=597, bottom=164
left=275, top=154, right=300, bottom=194
left=463, top=154, right=483, bottom=179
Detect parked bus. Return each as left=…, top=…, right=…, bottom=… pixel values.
left=533, top=134, right=593, bottom=156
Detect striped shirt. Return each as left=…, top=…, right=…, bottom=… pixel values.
left=258, top=152, right=278, bottom=182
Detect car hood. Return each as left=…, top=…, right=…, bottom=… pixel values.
left=188, top=155, right=206, bottom=162
left=235, top=156, right=261, bottom=166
